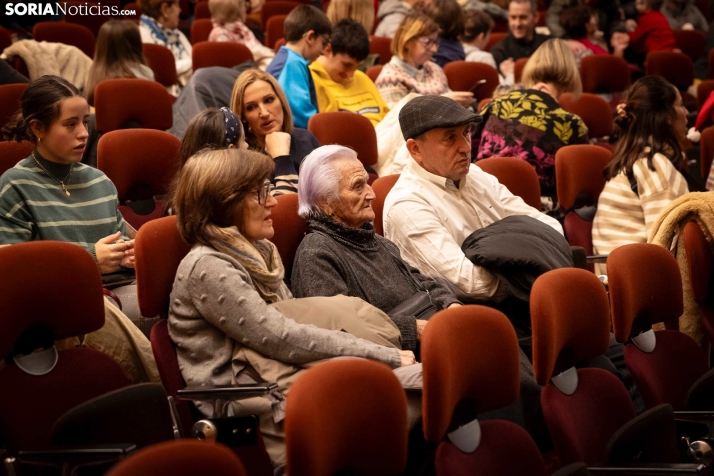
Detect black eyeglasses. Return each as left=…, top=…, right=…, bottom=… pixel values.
left=255, top=181, right=274, bottom=205
left=418, top=36, right=440, bottom=49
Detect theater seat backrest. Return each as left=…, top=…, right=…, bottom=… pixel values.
left=94, top=78, right=173, bottom=133
left=271, top=193, right=306, bottom=282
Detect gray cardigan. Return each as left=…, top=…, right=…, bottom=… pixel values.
left=291, top=218, right=460, bottom=351
left=169, top=246, right=402, bottom=395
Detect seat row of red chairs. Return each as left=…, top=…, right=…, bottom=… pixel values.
left=0, top=93, right=382, bottom=230
left=4, top=0, right=714, bottom=75
left=3, top=213, right=711, bottom=474
left=7, top=21, right=713, bottom=112
left=483, top=28, right=712, bottom=64
left=96, top=198, right=714, bottom=472
left=0, top=79, right=710, bottom=336
left=0, top=87, right=708, bottom=254
left=0, top=72, right=709, bottom=230
left=371, top=142, right=713, bottom=297
left=368, top=52, right=714, bottom=111
left=369, top=146, right=606, bottom=256
left=2, top=22, right=393, bottom=90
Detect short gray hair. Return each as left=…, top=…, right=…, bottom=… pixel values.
left=297, top=145, right=358, bottom=219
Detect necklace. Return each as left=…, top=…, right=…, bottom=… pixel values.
left=32, top=152, right=73, bottom=196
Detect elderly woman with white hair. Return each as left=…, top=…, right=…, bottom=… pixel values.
left=291, top=145, right=461, bottom=352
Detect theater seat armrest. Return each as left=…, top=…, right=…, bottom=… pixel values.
left=587, top=464, right=707, bottom=474
left=102, top=288, right=122, bottom=310
left=17, top=443, right=137, bottom=458
left=177, top=383, right=279, bottom=402
left=571, top=246, right=587, bottom=269
left=179, top=384, right=279, bottom=418
left=675, top=411, right=714, bottom=421
left=685, top=368, right=714, bottom=411
left=7, top=444, right=137, bottom=476
left=587, top=254, right=609, bottom=263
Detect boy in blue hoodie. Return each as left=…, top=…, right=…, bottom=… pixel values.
left=267, top=5, right=332, bottom=128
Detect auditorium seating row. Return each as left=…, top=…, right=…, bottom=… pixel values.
left=3, top=215, right=713, bottom=474
left=3, top=14, right=714, bottom=92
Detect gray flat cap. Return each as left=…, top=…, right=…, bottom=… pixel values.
left=399, top=95, right=482, bottom=141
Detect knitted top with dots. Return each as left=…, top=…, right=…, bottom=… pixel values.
left=169, top=246, right=402, bottom=398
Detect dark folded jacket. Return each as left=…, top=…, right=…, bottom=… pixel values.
left=461, top=215, right=573, bottom=303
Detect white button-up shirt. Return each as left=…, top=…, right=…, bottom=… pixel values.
left=383, top=160, right=563, bottom=301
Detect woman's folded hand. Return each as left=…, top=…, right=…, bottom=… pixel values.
left=399, top=350, right=417, bottom=366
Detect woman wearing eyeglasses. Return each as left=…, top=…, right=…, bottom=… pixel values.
left=170, top=147, right=415, bottom=473
left=374, top=12, right=473, bottom=108
left=230, top=69, right=321, bottom=196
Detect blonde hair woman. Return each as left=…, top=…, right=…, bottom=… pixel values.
left=374, top=12, right=473, bottom=108
left=208, top=0, right=275, bottom=69
left=475, top=39, right=589, bottom=215
left=326, top=0, right=375, bottom=34
left=520, top=37, right=583, bottom=99
left=230, top=69, right=320, bottom=195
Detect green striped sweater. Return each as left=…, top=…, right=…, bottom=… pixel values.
left=0, top=152, right=128, bottom=260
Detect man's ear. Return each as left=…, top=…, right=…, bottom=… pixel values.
left=323, top=44, right=333, bottom=56
left=406, top=138, right=423, bottom=165
left=533, top=11, right=540, bottom=24
left=304, top=29, right=316, bottom=42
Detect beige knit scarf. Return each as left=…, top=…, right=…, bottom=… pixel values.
left=204, top=224, right=291, bottom=304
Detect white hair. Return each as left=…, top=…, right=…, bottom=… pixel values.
left=297, top=145, right=359, bottom=219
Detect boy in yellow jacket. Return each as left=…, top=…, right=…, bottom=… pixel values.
left=309, top=20, right=390, bottom=126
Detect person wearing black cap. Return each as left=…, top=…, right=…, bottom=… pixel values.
left=382, top=95, right=563, bottom=304
left=384, top=96, right=645, bottom=419
left=384, top=96, right=565, bottom=449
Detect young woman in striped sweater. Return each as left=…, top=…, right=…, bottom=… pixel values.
left=592, top=76, right=689, bottom=272
left=0, top=75, right=149, bottom=330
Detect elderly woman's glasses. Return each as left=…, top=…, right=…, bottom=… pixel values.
left=418, top=37, right=440, bottom=49
left=255, top=181, right=274, bottom=205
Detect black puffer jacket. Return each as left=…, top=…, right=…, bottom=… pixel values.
left=461, top=215, right=573, bottom=304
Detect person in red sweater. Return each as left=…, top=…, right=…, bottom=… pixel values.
left=626, top=0, right=677, bottom=55
left=560, top=5, right=628, bottom=57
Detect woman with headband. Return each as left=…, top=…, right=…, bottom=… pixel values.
left=178, top=107, right=248, bottom=165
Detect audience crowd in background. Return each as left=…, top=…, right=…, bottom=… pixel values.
left=1, top=0, right=714, bottom=471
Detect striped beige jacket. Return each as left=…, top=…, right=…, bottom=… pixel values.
left=592, top=152, right=689, bottom=265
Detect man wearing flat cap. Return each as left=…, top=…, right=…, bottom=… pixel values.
left=383, top=95, right=563, bottom=302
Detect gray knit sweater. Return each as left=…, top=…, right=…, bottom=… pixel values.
left=291, top=217, right=460, bottom=351
left=169, top=246, right=401, bottom=394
